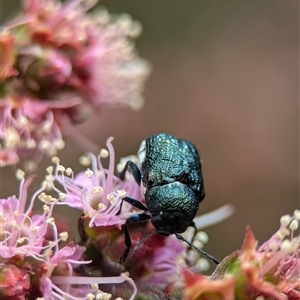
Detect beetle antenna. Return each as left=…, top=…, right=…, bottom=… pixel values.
left=128, top=230, right=158, bottom=264
left=175, top=233, right=220, bottom=265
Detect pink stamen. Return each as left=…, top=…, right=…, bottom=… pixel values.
left=25, top=179, right=46, bottom=215
left=51, top=291, right=70, bottom=300
left=86, top=152, right=99, bottom=186
left=49, top=221, right=59, bottom=253
left=81, top=187, right=94, bottom=212
left=259, top=250, right=287, bottom=277
left=96, top=152, right=106, bottom=180
left=51, top=275, right=127, bottom=285
left=63, top=259, right=91, bottom=265
left=102, top=137, right=115, bottom=206
left=18, top=176, right=35, bottom=214
left=121, top=272, right=137, bottom=300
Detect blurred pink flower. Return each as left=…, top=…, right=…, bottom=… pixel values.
left=0, top=29, right=18, bottom=82
left=129, top=233, right=186, bottom=284
left=182, top=268, right=235, bottom=300
left=0, top=0, right=150, bottom=167
left=182, top=210, right=300, bottom=300
left=0, top=95, right=79, bottom=168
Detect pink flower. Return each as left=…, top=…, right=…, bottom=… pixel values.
left=0, top=0, right=150, bottom=167
left=18, top=46, right=73, bottom=90
left=182, top=268, right=235, bottom=300
left=0, top=29, right=18, bottom=82
left=44, top=137, right=236, bottom=299
left=129, top=233, right=186, bottom=284
left=0, top=134, right=236, bottom=298
left=20, top=0, right=151, bottom=108
left=48, top=137, right=144, bottom=228
left=182, top=210, right=300, bottom=300
left=0, top=169, right=137, bottom=300
left=46, top=137, right=184, bottom=285
left=0, top=95, right=80, bottom=168
left=21, top=0, right=151, bottom=109
left=257, top=212, right=300, bottom=297
left=0, top=264, right=31, bottom=300
left=0, top=173, right=51, bottom=259
left=73, top=24, right=150, bottom=109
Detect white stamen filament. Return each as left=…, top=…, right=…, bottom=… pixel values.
left=51, top=275, right=127, bottom=285
left=23, top=182, right=47, bottom=216
left=101, top=138, right=115, bottom=206
left=193, top=204, right=235, bottom=230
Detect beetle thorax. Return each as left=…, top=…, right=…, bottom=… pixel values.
left=145, top=182, right=199, bottom=234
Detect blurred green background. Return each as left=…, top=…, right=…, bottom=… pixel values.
left=1, top=1, right=299, bottom=270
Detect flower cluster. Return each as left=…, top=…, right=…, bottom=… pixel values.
left=182, top=210, right=300, bottom=300
left=43, top=138, right=234, bottom=298
left=0, top=136, right=233, bottom=299
left=0, top=0, right=150, bottom=167
left=3, top=134, right=298, bottom=299
left=46, top=138, right=186, bottom=291
left=2, top=2, right=298, bottom=300
left=0, top=169, right=138, bottom=300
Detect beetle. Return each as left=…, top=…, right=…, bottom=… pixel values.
left=118, top=133, right=219, bottom=265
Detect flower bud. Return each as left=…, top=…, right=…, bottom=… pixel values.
left=0, top=263, right=31, bottom=299
left=0, top=29, right=18, bottom=82
left=19, top=47, right=72, bottom=90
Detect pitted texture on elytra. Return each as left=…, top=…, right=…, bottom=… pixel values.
left=141, top=133, right=205, bottom=202
left=145, top=182, right=198, bottom=218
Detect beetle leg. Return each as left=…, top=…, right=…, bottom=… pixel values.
left=119, top=160, right=141, bottom=185
left=120, top=213, right=151, bottom=264
left=175, top=233, right=220, bottom=265
left=185, top=222, right=197, bottom=266
left=180, top=221, right=197, bottom=265
left=117, top=196, right=149, bottom=215
left=78, top=214, right=88, bottom=242
left=188, top=221, right=197, bottom=247
left=181, top=221, right=220, bottom=265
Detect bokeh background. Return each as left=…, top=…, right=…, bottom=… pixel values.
left=1, top=0, right=299, bottom=270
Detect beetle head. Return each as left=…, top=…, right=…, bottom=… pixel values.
left=145, top=182, right=198, bottom=235
left=151, top=213, right=188, bottom=235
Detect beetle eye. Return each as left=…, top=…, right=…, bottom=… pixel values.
left=177, top=172, right=190, bottom=185
left=161, top=179, right=170, bottom=185
left=148, top=179, right=154, bottom=186
left=151, top=215, right=172, bottom=235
